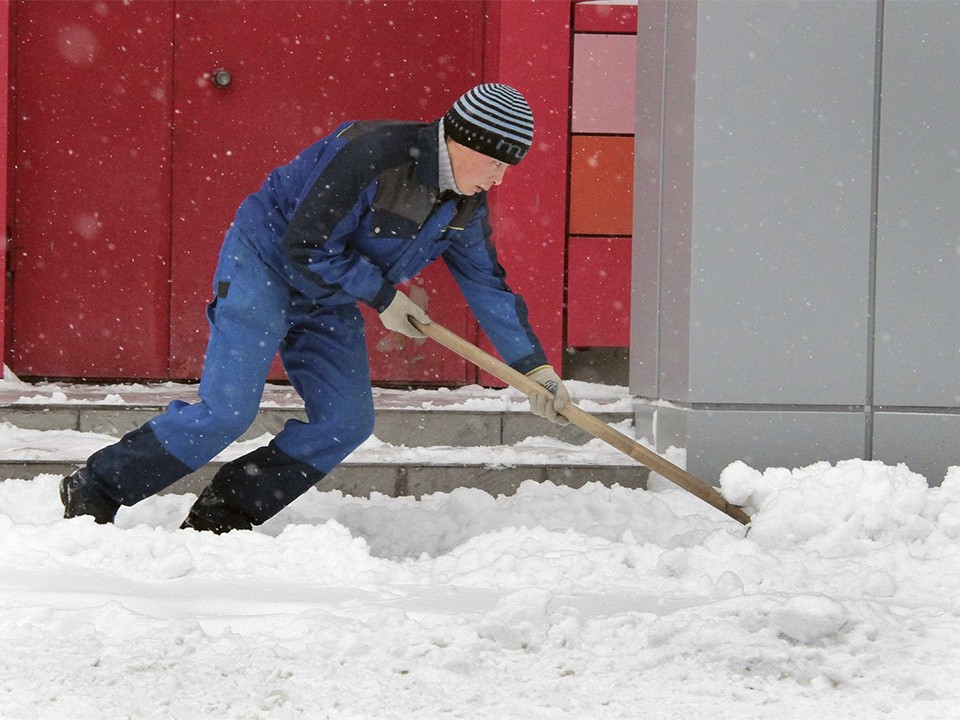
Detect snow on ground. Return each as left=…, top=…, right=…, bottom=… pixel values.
left=1, top=371, right=958, bottom=718
left=2, top=452, right=960, bottom=719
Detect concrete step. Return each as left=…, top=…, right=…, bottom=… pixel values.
left=6, top=459, right=648, bottom=500
left=0, top=380, right=649, bottom=497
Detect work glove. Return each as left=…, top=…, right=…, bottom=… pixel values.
left=525, top=365, right=570, bottom=426
left=378, top=290, right=430, bottom=338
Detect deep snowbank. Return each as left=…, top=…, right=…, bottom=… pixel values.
left=2, top=458, right=959, bottom=719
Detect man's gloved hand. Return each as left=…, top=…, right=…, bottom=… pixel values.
left=378, top=290, right=430, bottom=338
left=525, top=365, right=570, bottom=426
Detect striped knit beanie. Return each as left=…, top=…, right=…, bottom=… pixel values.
left=443, top=83, right=534, bottom=165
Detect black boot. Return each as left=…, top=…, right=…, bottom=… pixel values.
left=180, top=441, right=326, bottom=532
left=60, top=467, right=120, bottom=524
left=180, top=485, right=255, bottom=534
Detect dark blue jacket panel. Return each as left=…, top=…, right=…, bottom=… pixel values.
left=230, top=120, right=547, bottom=373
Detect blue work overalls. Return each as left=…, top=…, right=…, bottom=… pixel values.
left=82, top=119, right=547, bottom=525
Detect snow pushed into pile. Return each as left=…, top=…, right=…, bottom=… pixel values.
left=2, top=460, right=960, bottom=719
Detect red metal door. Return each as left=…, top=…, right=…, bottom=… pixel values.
left=8, top=0, right=175, bottom=379
left=9, top=0, right=484, bottom=384
left=169, top=0, right=484, bottom=383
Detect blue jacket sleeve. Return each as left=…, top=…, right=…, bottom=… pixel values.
left=441, top=200, right=548, bottom=373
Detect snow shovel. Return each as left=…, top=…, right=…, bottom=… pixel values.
left=411, top=318, right=751, bottom=526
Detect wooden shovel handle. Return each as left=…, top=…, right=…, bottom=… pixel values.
left=411, top=318, right=750, bottom=526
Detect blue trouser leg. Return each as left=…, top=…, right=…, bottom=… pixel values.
left=197, top=303, right=375, bottom=525
left=275, top=303, right=374, bottom=473
left=87, top=229, right=290, bottom=506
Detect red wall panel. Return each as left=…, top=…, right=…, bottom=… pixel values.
left=566, top=236, right=631, bottom=346
left=477, top=0, right=571, bottom=382
left=0, top=0, right=8, bottom=363
left=574, top=0, right=638, bottom=33
left=8, top=0, right=174, bottom=378
left=168, top=0, right=484, bottom=383
left=6, top=0, right=575, bottom=384
left=566, top=17, right=637, bottom=351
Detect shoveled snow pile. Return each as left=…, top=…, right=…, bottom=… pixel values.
left=1, top=458, right=958, bottom=719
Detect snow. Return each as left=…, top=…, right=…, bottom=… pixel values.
left=5, top=94, right=945, bottom=720
left=0, top=419, right=647, bottom=470
left=2, top=377, right=960, bottom=719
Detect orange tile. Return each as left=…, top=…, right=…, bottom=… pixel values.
left=569, top=136, right=634, bottom=236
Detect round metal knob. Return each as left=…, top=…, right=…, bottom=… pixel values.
left=211, top=69, right=232, bottom=88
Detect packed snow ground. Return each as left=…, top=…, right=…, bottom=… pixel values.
left=1, top=381, right=959, bottom=718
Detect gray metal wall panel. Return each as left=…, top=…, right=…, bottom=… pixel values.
left=655, top=406, right=867, bottom=483
left=873, top=412, right=960, bottom=486
left=658, top=0, right=698, bottom=401
left=629, top=1, right=960, bottom=487
left=630, top=0, right=668, bottom=397
left=685, top=1, right=877, bottom=404
left=874, top=0, right=960, bottom=406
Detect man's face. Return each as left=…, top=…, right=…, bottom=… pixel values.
left=447, top=140, right=509, bottom=195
